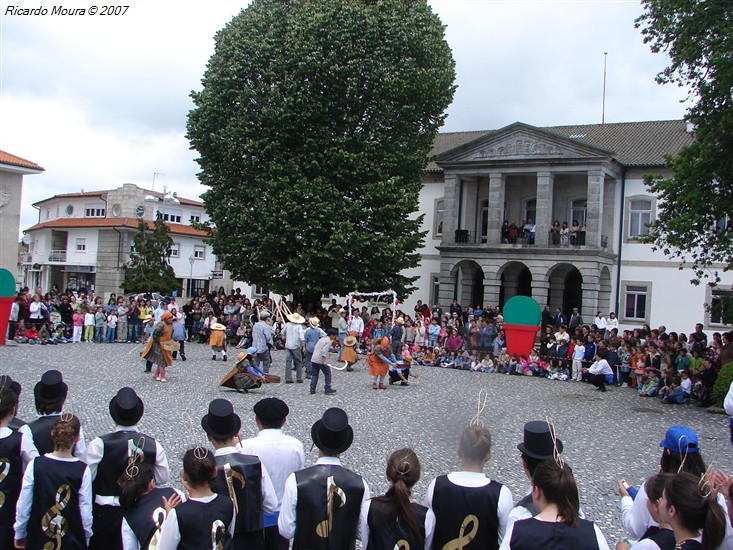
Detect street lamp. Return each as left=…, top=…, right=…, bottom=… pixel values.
left=188, top=255, right=195, bottom=298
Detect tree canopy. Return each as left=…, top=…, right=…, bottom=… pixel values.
left=636, top=1, right=733, bottom=285
left=187, top=0, right=455, bottom=300
left=123, top=218, right=179, bottom=294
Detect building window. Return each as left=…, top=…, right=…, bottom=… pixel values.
left=628, top=199, right=653, bottom=238
left=169, top=243, right=180, bottom=258
left=623, top=283, right=649, bottom=322
left=75, top=238, right=86, bottom=252
left=255, top=285, right=266, bottom=296
left=434, top=198, right=445, bottom=238
left=84, top=205, right=105, bottom=218
left=715, top=214, right=730, bottom=236
left=710, top=288, right=733, bottom=326
left=192, top=279, right=208, bottom=296
left=524, top=199, right=536, bottom=223
left=431, top=275, right=440, bottom=307
left=193, top=245, right=205, bottom=259
left=190, top=213, right=201, bottom=223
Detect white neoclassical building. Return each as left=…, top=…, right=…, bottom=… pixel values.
left=401, top=119, right=733, bottom=332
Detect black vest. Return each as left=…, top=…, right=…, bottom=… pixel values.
left=515, top=492, right=538, bottom=517
left=93, top=431, right=158, bottom=497
left=508, top=517, right=599, bottom=550
left=29, top=414, right=60, bottom=456
left=676, top=541, right=703, bottom=550
left=366, top=499, right=427, bottom=550
left=27, top=456, right=88, bottom=549
left=8, top=416, right=26, bottom=430
left=646, top=527, right=677, bottom=550
left=431, top=475, right=503, bottom=550
left=212, top=451, right=264, bottom=533
left=0, top=430, right=23, bottom=549
left=124, top=487, right=177, bottom=550
left=294, top=464, right=365, bottom=550
left=175, top=494, right=233, bottom=550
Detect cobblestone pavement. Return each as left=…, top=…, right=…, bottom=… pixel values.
left=4, top=340, right=733, bottom=544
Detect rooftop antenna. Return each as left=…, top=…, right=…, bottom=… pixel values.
left=602, top=52, right=608, bottom=124
left=152, top=171, right=165, bottom=192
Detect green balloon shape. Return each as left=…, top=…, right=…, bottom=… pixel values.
left=0, top=268, right=15, bottom=297
left=502, top=296, right=542, bottom=326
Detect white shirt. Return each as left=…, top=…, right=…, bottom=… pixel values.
left=554, top=330, right=570, bottom=343
left=84, top=425, right=170, bottom=505
left=594, top=316, right=607, bottom=330
left=238, top=429, right=305, bottom=509
left=572, top=344, right=586, bottom=361
left=0, top=425, right=39, bottom=470
left=14, top=454, right=93, bottom=544
left=589, top=359, right=613, bottom=375
left=312, top=335, right=333, bottom=364
left=21, top=413, right=88, bottom=460
left=505, top=488, right=586, bottom=535
left=278, top=456, right=371, bottom=540
left=349, top=316, right=364, bottom=334
left=157, top=493, right=236, bottom=549
left=212, top=446, right=278, bottom=513
left=499, top=517, right=609, bottom=550
left=359, top=498, right=436, bottom=550
left=424, top=471, right=514, bottom=547
left=724, top=381, right=733, bottom=416
left=283, top=322, right=305, bottom=350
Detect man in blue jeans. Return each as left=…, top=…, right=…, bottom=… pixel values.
left=310, top=328, right=338, bottom=395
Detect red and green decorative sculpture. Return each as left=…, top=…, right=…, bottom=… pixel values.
left=0, top=268, right=15, bottom=345
left=502, top=295, right=542, bottom=358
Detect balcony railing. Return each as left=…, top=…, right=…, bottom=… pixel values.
left=445, top=230, right=608, bottom=249
left=48, top=250, right=67, bottom=262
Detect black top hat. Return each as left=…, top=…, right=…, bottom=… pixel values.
left=109, top=387, right=144, bottom=426
left=311, top=408, right=353, bottom=455
left=517, top=420, right=563, bottom=461
left=1, top=375, right=21, bottom=397
left=201, top=399, right=241, bottom=440
left=253, top=398, right=289, bottom=423
left=34, top=370, right=68, bottom=405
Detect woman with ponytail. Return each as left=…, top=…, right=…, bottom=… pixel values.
left=119, top=463, right=182, bottom=549
left=359, top=448, right=434, bottom=549
left=658, top=472, right=726, bottom=550
left=500, top=460, right=609, bottom=550
left=13, top=414, right=92, bottom=549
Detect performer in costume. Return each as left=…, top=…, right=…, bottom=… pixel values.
left=220, top=347, right=267, bottom=393
left=359, top=448, right=435, bottom=550
left=14, top=414, right=93, bottom=549
left=388, top=355, right=413, bottom=386
left=239, top=398, right=305, bottom=550
left=120, top=463, right=182, bottom=550
left=367, top=336, right=397, bottom=390
left=202, top=399, right=278, bottom=550
left=616, top=473, right=675, bottom=550
left=341, top=332, right=358, bottom=371
left=500, top=461, right=609, bottom=550
left=425, top=424, right=513, bottom=550
left=25, top=369, right=87, bottom=457
left=0, top=386, right=39, bottom=549
left=1, top=375, right=28, bottom=430
left=278, top=407, right=370, bottom=549
left=140, top=311, right=174, bottom=381
left=158, top=447, right=235, bottom=548
left=210, top=322, right=228, bottom=361
left=84, top=387, right=170, bottom=550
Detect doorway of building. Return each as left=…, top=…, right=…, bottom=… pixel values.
left=498, top=262, right=532, bottom=308
left=548, top=264, right=583, bottom=316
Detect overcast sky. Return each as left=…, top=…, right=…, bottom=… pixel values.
left=2, top=0, right=689, bottom=235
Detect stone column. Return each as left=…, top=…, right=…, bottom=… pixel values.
left=581, top=269, right=600, bottom=318
left=486, top=172, right=505, bottom=245
left=585, top=170, right=604, bottom=248
left=535, top=171, right=554, bottom=246
left=483, top=272, right=500, bottom=310
left=530, top=268, right=551, bottom=308
left=443, top=174, right=460, bottom=244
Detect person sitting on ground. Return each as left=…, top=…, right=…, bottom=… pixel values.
left=662, top=376, right=687, bottom=405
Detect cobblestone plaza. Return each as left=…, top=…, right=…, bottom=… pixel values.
left=4, top=341, right=732, bottom=544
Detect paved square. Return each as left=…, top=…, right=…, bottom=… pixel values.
left=3, top=340, right=732, bottom=544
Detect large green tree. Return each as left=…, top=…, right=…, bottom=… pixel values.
left=123, top=217, right=180, bottom=294
left=636, top=1, right=733, bottom=285
left=187, top=0, right=455, bottom=300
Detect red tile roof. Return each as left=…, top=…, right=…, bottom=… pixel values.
left=0, top=150, right=44, bottom=171
left=24, top=217, right=209, bottom=237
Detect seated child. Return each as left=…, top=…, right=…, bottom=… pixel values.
left=662, top=375, right=686, bottom=404
left=507, top=354, right=519, bottom=375
left=679, top=370, right=692, bottom=399
left=452, top=353, right=463, bottom=370
left=480, top=354, right=495, bottom=373
left=496, top=348, right=510, bottom=374
left=639, top=368, right=660, bottom=397
left=439, top=351, right=456, bottom=368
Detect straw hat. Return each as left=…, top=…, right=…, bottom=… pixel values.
left=343, top=335, right=358, bottom=347
left=309, top=317, right=320, bottom=328
left=287, top=312, right=305, bottom=324
left=396, top=317, right=405, bottom=325
left=211, top=322, right=226, bottom=331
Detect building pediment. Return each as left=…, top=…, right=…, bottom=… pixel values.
left=436, top=122, right=615, bottom=165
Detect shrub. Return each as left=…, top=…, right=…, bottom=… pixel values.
left=712, top=362, right=733, bottom=407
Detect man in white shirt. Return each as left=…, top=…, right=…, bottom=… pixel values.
left=583, top=350, right=613, bottom=393
left=278, top=408, right=369, bottom=548
left=349, top=310, right=365, bottom=342
left=240, top=398, right=305, bottom=550
left=310, top=328, right=338, bottom=395
left=283, top=313, right=306, bottom=384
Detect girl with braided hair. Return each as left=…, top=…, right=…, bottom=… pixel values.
left=359, top=448, right=434, bottom=549
left=14, top=414, right=92, bottom=549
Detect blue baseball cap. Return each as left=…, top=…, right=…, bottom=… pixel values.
left=660, top=425, right=699, bottom=454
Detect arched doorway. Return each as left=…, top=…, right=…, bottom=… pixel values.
left=498, top=261, right=532, bottom=308
left=547, top=264, right=583, bottom=315
left=451, top=260, right=485, bottom=308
